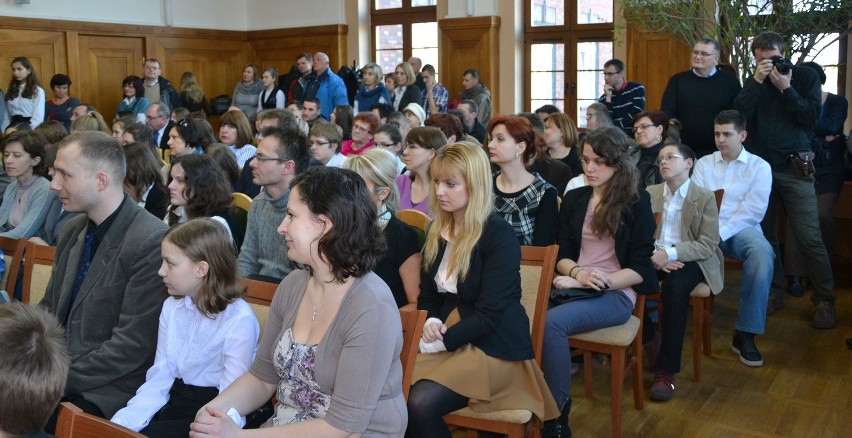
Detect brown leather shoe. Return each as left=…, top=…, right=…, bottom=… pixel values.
left=812, top=301, right=837, bottom=329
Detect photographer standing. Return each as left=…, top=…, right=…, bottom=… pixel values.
left=734, top=31, right=836, bottom=329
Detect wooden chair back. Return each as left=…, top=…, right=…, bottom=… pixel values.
left=0, top=237, right=26, bottom=294
left=55, top=402, right=145, bottom=438
left=397, top=209, right=429, bottom=247
left=399, top=309, right=426, bottom=401
left=231, top=192, right=253, bottom=235
left=22, top=242, right=56, bottom=304
left=519, top=244, right=560, bottom=365
left=239, top=277, right=277, bottom=338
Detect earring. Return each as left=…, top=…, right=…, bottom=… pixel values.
left=515, top=151, right=520, bottom=159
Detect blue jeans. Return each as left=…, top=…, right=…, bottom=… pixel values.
left=762, top=167, right=835, bottom=304
left=541, top=291, right=633, bottom=407
left=719, top=226, right=773, bottom=334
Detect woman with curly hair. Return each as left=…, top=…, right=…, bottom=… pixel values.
left=165, top=154, right=243, bottom=249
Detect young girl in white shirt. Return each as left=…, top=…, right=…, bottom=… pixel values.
left=2, top=57, right=45, bottom=131
left=111, top=218, right=259, bottom=436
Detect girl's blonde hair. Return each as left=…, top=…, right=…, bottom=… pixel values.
left=343, top=148, right=400, bottom=214
left=423, top=141, right=493, bottom=281
left=162, top=218, right=245, bottom=317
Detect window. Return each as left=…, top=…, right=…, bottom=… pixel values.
left=372, top=0, right=438, bottom=80
left=525, top=1, right=614, bottom=127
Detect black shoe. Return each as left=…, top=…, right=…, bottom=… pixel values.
left=541, top=398, right=571, bottom=438
left=787, top=276, right=804, bottom=297
left=731, top=330, right=763, bottom=367
left=766, top=293, right=785, bottom=315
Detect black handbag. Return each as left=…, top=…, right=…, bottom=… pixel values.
left=210, top=94, right=232, bottom=116
left=549, top=287, right=605, bottom=306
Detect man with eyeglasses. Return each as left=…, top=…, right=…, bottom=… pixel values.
left=734, top=31, right=836, bottom=329
left=141, top=59, right=178, bottom=111
left=692, top=109, right=773, bottom=367
left=598, top=58, right=645, bottom=136
left=145, top=102, right=172, bottom=152
left=661, top=37, right=742, bottom=158
left=237, top=126, right=311, bottom=283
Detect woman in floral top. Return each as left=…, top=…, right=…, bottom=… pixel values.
left=191, top=166, right=406, bottom=437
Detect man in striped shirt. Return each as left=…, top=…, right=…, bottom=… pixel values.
left=599, top=58, right=646, bottom=137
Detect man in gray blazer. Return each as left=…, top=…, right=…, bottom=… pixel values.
left=40, top=131, right=168, bottom=426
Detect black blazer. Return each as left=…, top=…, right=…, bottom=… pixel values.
left=419, top=213, right=534, bottom=361
left=143, top=183, right=168, bottom=221
left=558, top=186, right=659, bottom=294
left=158, top=120, right=174, bottom=151
left=397, top=85, right=423, bottom=112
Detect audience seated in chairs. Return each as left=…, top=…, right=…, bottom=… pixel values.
left=407, top=141, right=558, bottom=438
left=541, top=127, right=657, bottom=437
left=345, top=148, right=421, bottom=310
left=191, top=166, right=406, bottom=436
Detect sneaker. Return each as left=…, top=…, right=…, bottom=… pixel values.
left=787, top=276, right=804, bottom=297
left=649, top=372, right=676, bottom=402
left=812, top=301, right=837, bottom=329
left=731, top=330, right=763, bottom=367
left=643, top=333, right=661, bottom=371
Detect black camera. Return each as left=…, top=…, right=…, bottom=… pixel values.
left=770, top=55, right=794, bottom=75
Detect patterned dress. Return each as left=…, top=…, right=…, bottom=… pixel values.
left=270, top=328, right=331, bottom=425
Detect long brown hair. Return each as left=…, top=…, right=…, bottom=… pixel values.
left=162, top=218, right=245, bottom=317
left=583, top=127, right=638, bottom=237
left=6, top=57, right=41, bottom=101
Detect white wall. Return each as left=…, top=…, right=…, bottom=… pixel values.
left=247, top=0, right=345, bottom=30
left=0, top=0, right=248, bottom=30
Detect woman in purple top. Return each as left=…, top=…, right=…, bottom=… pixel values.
left=395, top=126, right=447, bottom=217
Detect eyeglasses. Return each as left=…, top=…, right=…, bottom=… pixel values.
left=146, top=114, right=166, bottom=121
left=655, top=153, right=684, bottom=166
left=376, top=141, right=397, bottom=148
left=253, top=154, right=288, bottom=163
left=353, top=125, right=370, bottom=133
left=633, top=123, right=657, bottom=132
left=311, top=141, right=330, bottom=147
left=602, top=71, right=621, bottom=76
left=692, top=50, right=717, bottom=57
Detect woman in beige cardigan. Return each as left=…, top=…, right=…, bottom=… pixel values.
left=645, top=141, right=722, bottom=403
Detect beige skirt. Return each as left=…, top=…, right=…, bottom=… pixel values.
left=412, top=310, right=559, bottom=425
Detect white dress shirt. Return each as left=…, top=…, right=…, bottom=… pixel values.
left=111, top=296, right=259, bottom=432
left=692, top=148, right=772, bottom=241
left=656, top=179, right=691, bottom=262
left=2, top=84, right=45, bottom=130
left=325, top=153, right=347, bottom=168
left=229, top=144, right=258, bottom=169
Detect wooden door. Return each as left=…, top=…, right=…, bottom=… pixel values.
left=77, top=35, right=145, bottom=123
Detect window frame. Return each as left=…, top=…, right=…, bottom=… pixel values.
left=371, top=1, right=438, bottom=72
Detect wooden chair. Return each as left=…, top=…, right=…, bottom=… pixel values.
left=22, top=242, right=56, bottom=304
left=55, top=402, right=145, bottom=438
left=239, top=277, right=278, bottom=338
left=231, top=192, right=253, bottom=235
left=442, top=244, right=559, bottom=438
left=646, top=188, right=724, bottom=383
left=569, top=294, right=646, bottom=438
left=0, top=236, right=26, bottom=294
left=399, top=309, right=427, bottom=401
left=397, top=209, right=429, bottom=247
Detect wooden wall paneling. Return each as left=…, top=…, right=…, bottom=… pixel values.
left=438, top=16, right=500, bottom=112
left=626, top=26, right=692, bottom=113
left=77, top=34, right=145, bottom=123
left=0, top=28, right=66, bottom=98
left=249, top=25, right=349, bottom=76
left=150, top=36, right=252, bottom=115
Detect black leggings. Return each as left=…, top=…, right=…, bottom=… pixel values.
left=407, top=380, right=468, bottom=438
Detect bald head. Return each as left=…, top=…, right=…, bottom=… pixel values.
left=313, top=52, right=330, bottom=75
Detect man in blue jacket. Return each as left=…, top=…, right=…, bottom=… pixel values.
left=302, top=52, right=348, bottom=120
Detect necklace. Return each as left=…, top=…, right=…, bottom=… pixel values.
left=309, top=283, right=329, bottom=321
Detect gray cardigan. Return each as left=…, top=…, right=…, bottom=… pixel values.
left=250, top=270, right=406, bottom=436
left=0, top=176, right=56, bottom=238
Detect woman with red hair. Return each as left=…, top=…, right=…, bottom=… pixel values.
left=487, top=115, right=558, bottom=246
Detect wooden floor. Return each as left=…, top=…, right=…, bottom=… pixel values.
left=570, top=268, right=852, bottom=438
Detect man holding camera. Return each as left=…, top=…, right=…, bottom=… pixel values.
left=734, top=31, right=836, bottom=329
